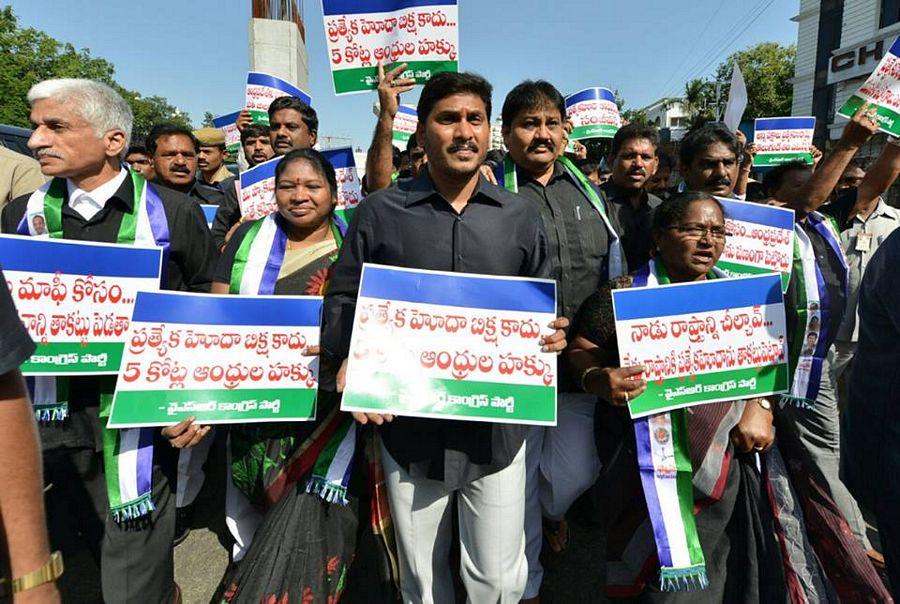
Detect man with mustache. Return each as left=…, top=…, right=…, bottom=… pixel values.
left=495, top=79, right=625, bottom=602
left=147, top=123, right=224, bottom=207
left=601, top=123, right=663, bottom=269
left=1, top=78, right=215, bottom=604
left=210, top=122, right=274, bottom=251
left=678, top=122, right=740, bottom=198
left=193, top=127, right=233, bottom=190
left=323, top=71, right=569, bottom=603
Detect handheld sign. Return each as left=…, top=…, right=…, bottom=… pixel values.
left=108, top=291, right=321, bottom=427
left=321, top=147, right=362, bottom=225
left=716, top=197, right=795, bottom=292
left=245, top=72, right=312, bottom=125
left=565, top=88, right=621, bottom=140
left=211, top=111, right=242, bottom=157
left=612, top=273, right=789, bottom=418
left=752, top=117, right=815, bottom=167
left=838, top=36, right=900, bottom=136
left=392, top=104, right=418, bottom=144
left=239, top=156, right=279, bottom=220
left=0, top=235, right=163, bottom=375
left=322, top=0, right=459, bottom=95
left=341, top=264, right=558, bottom=425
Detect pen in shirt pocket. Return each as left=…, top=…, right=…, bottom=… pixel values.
left=575, top=205, right=582, bottom=221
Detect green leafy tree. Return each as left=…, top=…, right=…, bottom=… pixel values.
left=683, top=78, right=714, bottom=123
left=0, top=6, right=191, bottom=141
left=202, top=112, right=216, bottom=127
left=621, top=108, right=649, bottom=125
left=713, top=42, right=796, bottom=120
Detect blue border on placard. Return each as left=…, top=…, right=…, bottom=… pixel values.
left=212, top=111, right=241, bottom=129
left=0, top=236, right=162, bottom=278
left=718, top=198, right=794, bottom=230
left=359, top=264, right=556, bottom=313
left=565, top=87, right=616, bottom=107
left=397, top=105, right=418, bottom=117
left=755, top=117, right=815, bottom=131
left=246, top=73, right=312, bottom=105
left=322, top=0, right=453, bottom=16
left=131, top=291, right=322, bottom=326
left=322, top=147, right=355, bottom=170
left=612, top=274, right=783, bottom=321
left=240, top=156, right=280, bottom=188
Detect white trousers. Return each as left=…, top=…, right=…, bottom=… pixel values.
left=175, top=427, right=215, bottom=508
left=381, top=441, right=528, bottom=604
left=224, top=434, right=263, bottom=561
left=524, top=395, right=601, bottom=598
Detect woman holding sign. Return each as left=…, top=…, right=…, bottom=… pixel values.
left=172, top=149, right=362, bottom=603
left=571, top=192, right=783, bottom=600
left=569, top=192, right=888, bottom=601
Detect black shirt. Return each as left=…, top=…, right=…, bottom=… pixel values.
left=602, top=180, right=662, bottom=270
left=2, top=173, right=216, bottom=454
left=322, top=170, right=550, bottom=485
left=0, top=265, right=36, bottom=376
left=212, top=182, right=241, bottom=251
left=155, top=179, right=225, bottom=207
left=514, top=163, right=623, bottom=391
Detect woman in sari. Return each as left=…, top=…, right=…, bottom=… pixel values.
left=171, top=149, right=359, bottom=602
left=568, top=192, right=786, bottom=602
left=568, top=191, right=890, bottom=603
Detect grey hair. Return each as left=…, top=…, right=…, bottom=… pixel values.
left=27, top=79, right=133, bottom=150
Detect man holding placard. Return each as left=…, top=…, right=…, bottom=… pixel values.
left=494, top=79, right=624, bottom=599
left=1, top=78, right=215, bottom=604
left=323, top=71, right=568, bottom=603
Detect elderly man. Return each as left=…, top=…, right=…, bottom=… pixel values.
left=1, top=78, right=215, bottom=604
left=323, top=71, right=568, bottom=603
left=495, top=79, right=624, bottom=601
left=147, top=123, right=224, bottom=206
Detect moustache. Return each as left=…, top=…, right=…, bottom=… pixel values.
left=274, top=136, right=292, bottom=146
left=169, top=165, right=191, bottom=174
left=627, top=169, right=646, bottom=177
left=706, top=176, right=732, bottom=188
left=448, top=141, right=479, bottom=153
left=527, top=140, right=555, bottom=153
left=35, top=148, right=64, bottom=160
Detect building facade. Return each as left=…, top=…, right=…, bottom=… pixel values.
left=792, top=0, right=900, bottom=143
left=639, top=97, right=690, bottom=142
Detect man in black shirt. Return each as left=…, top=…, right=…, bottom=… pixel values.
left=2, top=78, right=215, bottom=604
left=498, top=80, right=624, bottom=600
left=322, top=72, right=567, bottom=603
left=146, top=123, right=224, bottom=207
left=601, top=123, right=664, bottom=269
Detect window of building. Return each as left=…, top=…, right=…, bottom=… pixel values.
left=881, top=0, right=900, bottom=28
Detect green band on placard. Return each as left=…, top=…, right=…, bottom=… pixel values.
left=570, top=123, right=619, bottom=140
left=629, top=364, right=790, bottom=417
left=344, top=373, right=556, bottom=424
left=714, top=260, right=791, bottom=292
left=22, top=342, right=125, bottom=374
left=109, top=388, right=318, bottom=427
left=332, top=61, right=458, bottom=94
left=249, top=109, right=270, bottom=125
left=753, top=151, right=814, bottom=168
left=839, top=94, right=900, bottom=136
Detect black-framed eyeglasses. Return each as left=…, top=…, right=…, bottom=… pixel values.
left=667, top=224, right=727, bottom=241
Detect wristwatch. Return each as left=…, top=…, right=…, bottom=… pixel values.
left=0, top=551, right=64, bottom=596
left=754, top=398, right=773, bottom=412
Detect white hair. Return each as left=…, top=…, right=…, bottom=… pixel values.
left=27, top=79, right=133, bottom=149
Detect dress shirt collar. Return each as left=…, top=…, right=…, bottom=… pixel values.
left=403, top=169, right=506, bottom=208
left=514, top=161, right=566, bottom=186
left=66, top=168, right=129, bottom=219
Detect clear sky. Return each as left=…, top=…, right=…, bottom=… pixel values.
left=5, top=0, right=799, bottom=149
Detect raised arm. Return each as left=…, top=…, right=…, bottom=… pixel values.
left=790, top=103, right=879, bottom=219
left=364, top=62, right=415, bottom=193
left=853, top=137, right=900, bottom=215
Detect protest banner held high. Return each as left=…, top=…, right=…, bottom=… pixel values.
left=322, top=0, right=459, bottom=94
left=753, top=117, right=816, bottom=167
left=564, top=87, right=621, bottom=140
left=245, top=72, right=312, bottom=125
left=838, top=35, right=900, bottom=136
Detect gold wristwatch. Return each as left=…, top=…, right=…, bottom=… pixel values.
left=0, top=551, right=64, bottom=596
left=754, top=397, right=773, bottom=412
